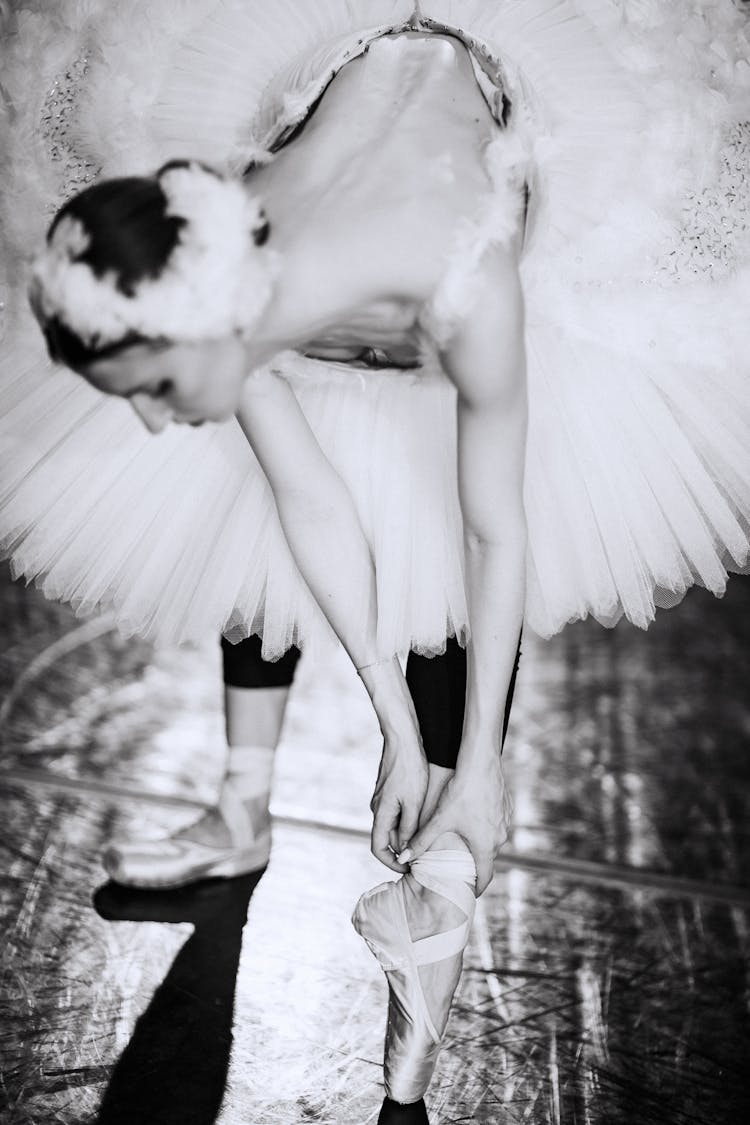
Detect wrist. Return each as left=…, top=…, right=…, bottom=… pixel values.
left=459, top=720, right=502, bottom=758
left=357, top=656, right=421, bottom=742
left=355, top=654, right=395, bottom=674
left=455, top=737, right=503, bottom=778
left=355, top=653, right=400, bottom=693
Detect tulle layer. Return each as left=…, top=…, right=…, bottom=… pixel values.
left=1, top=0, right=750, bottom=651
left=523, top=270, right=750, bottom=635
left=0, top=324, right=466, bottom=656
left=3, top=276, right=749, bottom=652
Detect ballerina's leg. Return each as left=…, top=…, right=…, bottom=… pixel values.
left=355, top=637, right=522, bottom=1107
left=104, top=635, right=299, bottom=887
left=353, top=641, right=475, bottom=1107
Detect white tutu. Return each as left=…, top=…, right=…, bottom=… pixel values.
left=1, top=0, right=750, bottom=653
left=1, top=330, right=465, bottom=657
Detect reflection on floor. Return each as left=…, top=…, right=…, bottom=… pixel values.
left=1, top=562, right=749, bottom=1124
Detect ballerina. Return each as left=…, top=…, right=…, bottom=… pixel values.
left=25, top=35, right=528, bottom=1110
left=4, top=0, right=750, bottom=1116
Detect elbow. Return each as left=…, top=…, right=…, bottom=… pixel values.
left=464, top=519, right=527, bottom=558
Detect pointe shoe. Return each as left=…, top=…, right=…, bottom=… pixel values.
left=103, top=747, right=273, bottom=889
left=352, top=849, right=476, bottom=1105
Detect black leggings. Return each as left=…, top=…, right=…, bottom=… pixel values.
left=221, top=634, right=521, bottom=768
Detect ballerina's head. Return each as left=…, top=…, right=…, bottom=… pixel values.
left=30, top=161, right=276, bottom=431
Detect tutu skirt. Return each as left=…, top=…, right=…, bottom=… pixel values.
left=1, top=335, right=466, bottom=657
left=1, top=0, right=750, bottom=654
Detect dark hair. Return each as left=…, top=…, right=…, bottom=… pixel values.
left=37, top=160, right=271, bottom=371
left=39, top=160, right=195, bottom=370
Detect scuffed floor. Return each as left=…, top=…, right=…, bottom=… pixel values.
left=1, top=562, right=749, bottom=1124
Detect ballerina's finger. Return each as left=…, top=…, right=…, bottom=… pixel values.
left=395, top=807, right=449, bottom=867
left=371, top=798, right=409, bottom=874
left=401, top=817, right=494, bottom=895
left=468, top=807, right=510, bottom=893
left=387, top=810, right=419, bottom=865
left=470, top=845, right=496, bottom=896
left=396, top=806, right=420, bottom=856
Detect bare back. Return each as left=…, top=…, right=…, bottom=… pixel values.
left=251, top=32, right=510, bottom=358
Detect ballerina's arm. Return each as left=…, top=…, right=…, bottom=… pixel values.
left=399, top=245, right=528, bottom=893
left=237, top=369, right=427, bottom=872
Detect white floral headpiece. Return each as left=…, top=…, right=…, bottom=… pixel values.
left=29, top=163, right=276, bottom=350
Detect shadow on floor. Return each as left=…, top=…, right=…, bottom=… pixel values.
left=92, top=872, right=433, bottom=1125
left=92, top=871, right=264, bottom=1125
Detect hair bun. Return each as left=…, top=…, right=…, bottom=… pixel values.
left=30, top=162, right=278, bottom=354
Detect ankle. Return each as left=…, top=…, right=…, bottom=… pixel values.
left=223, top=744, right=275, bottom=800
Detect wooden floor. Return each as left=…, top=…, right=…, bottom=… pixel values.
left=1, top=562, right=749, bottom=1124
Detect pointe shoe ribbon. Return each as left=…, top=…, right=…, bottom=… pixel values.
left=352, top=848, right=476, bottom=1104
left=103, top=746, right=273, bottom=889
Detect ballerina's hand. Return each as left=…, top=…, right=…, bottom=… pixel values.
left=396, top=755, right=510, bottom=895
left=370, top=735, right=429, bottom=874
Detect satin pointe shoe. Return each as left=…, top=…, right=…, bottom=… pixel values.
left=352, top=848, right=476, bottom=1105
left=103, top=746, right=273, bottom=889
